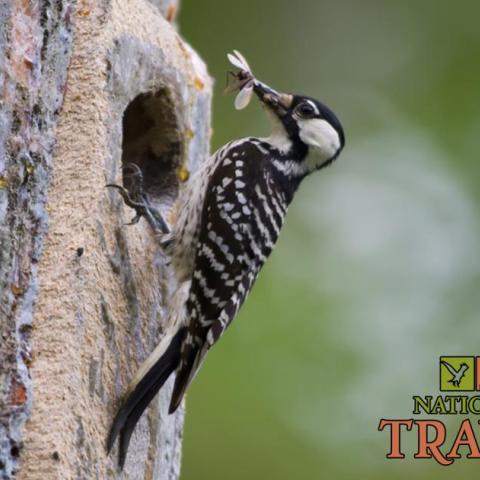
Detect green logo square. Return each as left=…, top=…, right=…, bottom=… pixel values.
left=440, top=356, right=475, bottom=391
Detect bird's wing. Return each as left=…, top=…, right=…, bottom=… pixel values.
left=441, top=360, right=458, bottom=376
left=168, top=140, right=284, bottom=412
left=168, top=272, right=255, bottom=413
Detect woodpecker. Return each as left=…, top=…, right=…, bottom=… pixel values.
left=107, top=51, right=345, bottom=468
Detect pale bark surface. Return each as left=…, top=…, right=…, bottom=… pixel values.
left=0, top=1, right=211, bottom=478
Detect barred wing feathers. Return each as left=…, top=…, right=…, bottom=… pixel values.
left=169, top=140, right=288, bottom=412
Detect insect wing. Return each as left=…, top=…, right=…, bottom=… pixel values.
left=232, top=50, right=252, bottom=72
left=234, top=81, right=254, bottom=110
left=227, top=53, right=247, bottom=71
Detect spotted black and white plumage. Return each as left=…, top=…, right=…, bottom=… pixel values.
left=107, top=52, right=345, bottom=469
left=169, top=139, right=295, bottom=411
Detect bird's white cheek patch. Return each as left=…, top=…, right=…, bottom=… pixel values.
left=298, top=119, right=340, bottom=163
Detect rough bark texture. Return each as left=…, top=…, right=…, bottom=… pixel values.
left=0, top=0, right=211, bottom=478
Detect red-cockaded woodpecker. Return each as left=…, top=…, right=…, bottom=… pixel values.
left=107, top=51, right=345, bottom=468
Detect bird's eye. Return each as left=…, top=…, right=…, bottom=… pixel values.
left=295, top=102, right=316, bottom=118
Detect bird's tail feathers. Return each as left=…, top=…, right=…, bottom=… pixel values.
left=107, top=327, right=186, bottom=469
left=168, top=345, right=208, bottom=414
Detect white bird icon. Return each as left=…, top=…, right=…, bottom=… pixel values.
left=441, top=360, right=469, bottom=387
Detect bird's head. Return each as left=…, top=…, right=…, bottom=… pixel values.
left=227, top=51, right=345, bottom=175
left=255, top=85, right=345, bottom=167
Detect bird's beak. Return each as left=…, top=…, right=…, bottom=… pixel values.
left=253, top=81, right=293, bottom=116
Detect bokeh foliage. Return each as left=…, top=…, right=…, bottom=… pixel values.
left=180, top=1, right=480, bottom=478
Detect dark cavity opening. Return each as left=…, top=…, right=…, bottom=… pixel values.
left=121, top=91, right=182, bottom=210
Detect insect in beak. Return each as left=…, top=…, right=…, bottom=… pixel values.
left=225, top=50, right=292, bottom=114
left=225, top=50, right=256, bottom=110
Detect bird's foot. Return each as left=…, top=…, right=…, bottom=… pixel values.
left=107, top=163, right=171, bottom=236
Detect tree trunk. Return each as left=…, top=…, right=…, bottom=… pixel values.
left=0, top=1, right=211, bottom=478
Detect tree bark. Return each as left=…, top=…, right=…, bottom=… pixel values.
left=0, top=1, right=211, bottom=478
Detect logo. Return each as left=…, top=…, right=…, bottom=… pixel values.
left=439, top=356, right=480, bottom=391
left=378, top=356, right=480, bottom=465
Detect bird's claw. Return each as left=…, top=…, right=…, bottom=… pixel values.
left=105, top=183, right=145, bottom=211
left=125, top=214, right=141, bottom=226
left=106, top=164, right=171, bottom=236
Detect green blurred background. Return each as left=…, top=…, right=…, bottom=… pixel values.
left=179, top=1, right=480, bottom=478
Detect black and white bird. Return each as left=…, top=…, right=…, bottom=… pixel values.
left=107, top=51, right=345, bottom=468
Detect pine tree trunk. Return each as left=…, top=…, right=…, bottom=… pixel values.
left=0, top=1, right=211, bottom=478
